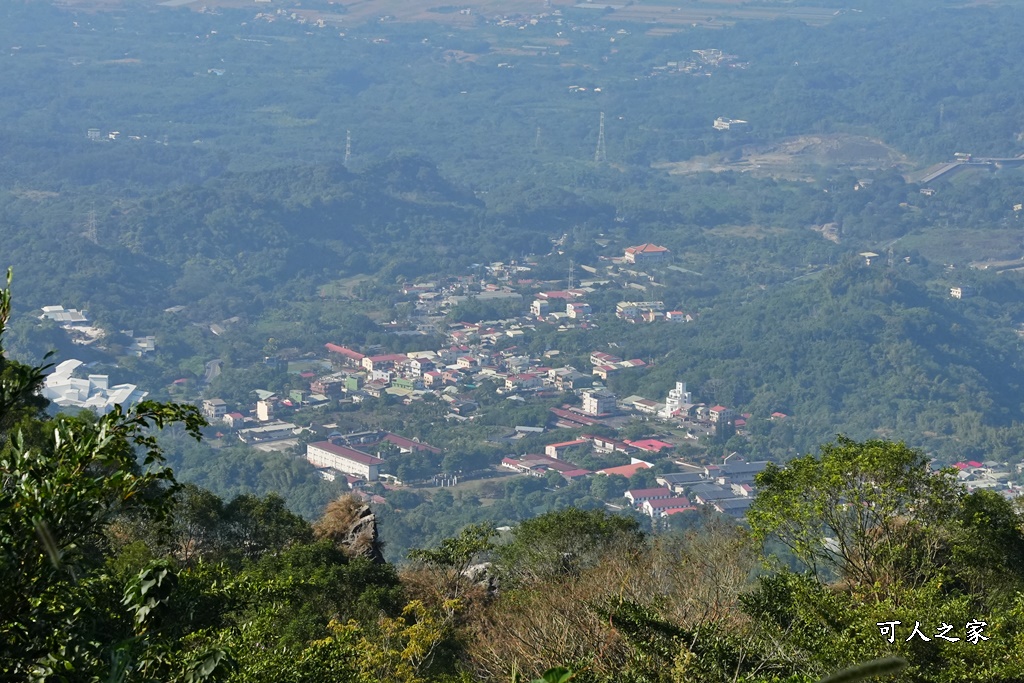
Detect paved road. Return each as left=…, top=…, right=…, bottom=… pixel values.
left=203, top=359, right=222, bottom=384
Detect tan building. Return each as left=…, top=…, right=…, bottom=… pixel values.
left=202, top=398, right=227, bottom=422
left=256, top=399, right=275, bottom=422
left=306, top=441, right=384, bottom=481
left=623, top=243, right=670, bottom=264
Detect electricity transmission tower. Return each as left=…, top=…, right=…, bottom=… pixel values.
left=81, top=210, right=99, bottom=245
left=594, top=112, right=607, bottom=163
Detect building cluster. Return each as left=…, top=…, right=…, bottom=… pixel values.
left=624, top=458, right=767, bottom=519
left=949, top=460, right=1023, bottom=498
left=188, top=238, right=805, bottom=514
left=39, top=305, right=104, bottom=346
left=377, top=244, right=696, bottom=362
left=614, top=301, right=691, bottom=324
left=648, top=48, right=749, bottom=78
left=501, top=438, right=768, bottom=519
left=616, top=382, right=748, bottom=441
left=39, top=305, right=157, bottom=355
left=41, top=359, right=148, bottom=413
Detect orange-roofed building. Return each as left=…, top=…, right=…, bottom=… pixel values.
left=597, top=461, right=652, bottom=478
left=624, top=243, right=670, bottom=264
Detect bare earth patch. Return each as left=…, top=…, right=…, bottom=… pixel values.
left=653, top=134, right=910, bottom=181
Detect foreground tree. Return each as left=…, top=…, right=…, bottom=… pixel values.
left=0, top=274, right=215, bottom=679
left=744, top=437, right=1024, bottom=683
left=747, top=435, right=963, bottom=592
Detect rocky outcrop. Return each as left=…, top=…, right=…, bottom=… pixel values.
left=313, top=495, right=385, bottom=564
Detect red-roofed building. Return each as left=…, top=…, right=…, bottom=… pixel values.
left=545, top=439, right=591, bottom=459
left=708, top=406, right=737, bottom=437
left=566, top=302, right=591, bottom=319
left=325, top=343, right=365, bottom=363
left=550, top=407, right=602, bottom=427
left=660, top=506, right=699, bottom=517
left=624, top=243, right=670, bottom=264
left=625, top=487, right=673, bottom=505
left=590, top=351, right=623, bottom=366
left=597, top=461, right=653, bottom=478
left=223, top=412, right=245, bottom=429
left=626, top=438, right=675, bottom=453
left=730, top=483, right=755, bottom=497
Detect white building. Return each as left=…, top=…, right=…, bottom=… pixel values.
left=713, top=117, right=748, bottom=131
left=237, top=421, right=298, bottom=443
left=662, top=381, right=692, bottom=418
left=950, top=286, right=974, bottom=299
left=39, top=305, right=88, bottom=325
left=41, top=359, right=147, bottom=414
left=202, top=398, right=227, bottom=422
left=256, top=399, right=275, bottom=422
left=306, top=441, right=384, bottom=481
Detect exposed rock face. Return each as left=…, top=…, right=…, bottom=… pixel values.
left=344, top=503, right=385, bottom=563
left=462, top=562, right=499, bottom=596
left=313, top=495, right=385, bottom=564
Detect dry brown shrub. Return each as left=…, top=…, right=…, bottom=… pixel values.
left=463, top=522, right=757, bottom=682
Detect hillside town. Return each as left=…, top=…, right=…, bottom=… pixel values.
left=43, top=240, right=1024, bottom=522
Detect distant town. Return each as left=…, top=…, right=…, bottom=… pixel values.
left=38, top=238, right=1023, bottom=521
